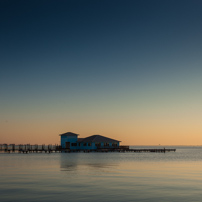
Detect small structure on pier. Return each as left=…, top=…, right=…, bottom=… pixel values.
left=0, top=132, right=176, bottom=153
left=60, top=132, right=120, bottom=150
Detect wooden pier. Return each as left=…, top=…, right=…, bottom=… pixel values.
left=0, top=144, right=60, bottom=153
left=0, top=144, right=176, bottom=153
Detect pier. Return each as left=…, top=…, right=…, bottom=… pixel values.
left=0, top=144, right=60, bottom=153
left=0, top=144, right=176, bottom=153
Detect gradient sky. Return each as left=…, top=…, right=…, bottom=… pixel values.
left=1, top=0, right=202, bottom=145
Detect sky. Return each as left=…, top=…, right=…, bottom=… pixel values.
left=0, top=0, right=202, bottom=145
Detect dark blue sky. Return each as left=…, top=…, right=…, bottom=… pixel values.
left=1, top=0, right=202, bottom=144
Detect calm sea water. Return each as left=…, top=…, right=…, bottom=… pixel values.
left=1, top=146, right=202, bottom=202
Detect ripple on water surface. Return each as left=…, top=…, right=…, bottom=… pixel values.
left=1, top=147, right=202, bottom=202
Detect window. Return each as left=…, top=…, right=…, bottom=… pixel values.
left=78, top=143, right=81, bottom=146
left=104, top=143, right=109, bottom=146
left=88, top=143, right=91, bottom=146
left=112, top=143, right=118, bottom=147
left=71, top=143, right=77, bottom=146
left=83, top=143, right=87, bottom=146
left=95, top=143, right=101, bottom=147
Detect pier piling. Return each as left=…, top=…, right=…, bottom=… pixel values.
left=0, top=144, right=176, bottom=153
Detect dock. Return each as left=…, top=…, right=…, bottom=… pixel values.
left=0, top=144, right=176, bottom=153
left=0, top=144, right=60, bottom=153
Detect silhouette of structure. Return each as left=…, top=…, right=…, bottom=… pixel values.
left=60, top=132, right=120, bottom=150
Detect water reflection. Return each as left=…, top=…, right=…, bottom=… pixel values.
left=2, top=148, right=202, bottom=202
left=60, top=153, right=118, bottom=172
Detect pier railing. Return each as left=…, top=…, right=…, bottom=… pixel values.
left=119, top=145, right=130, bottom=150
left=0, top=144, right=176, bottom=153
left=0, top=144, right=60, bottom=153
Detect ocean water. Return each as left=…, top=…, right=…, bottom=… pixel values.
left=1, top=146, right=202, bottom=202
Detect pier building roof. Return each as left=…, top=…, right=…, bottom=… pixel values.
left=80, top=135, right=120, bottom=143
left=60, top=132, right=79, bottom=136
left=77, top=138, right=84, bottom=142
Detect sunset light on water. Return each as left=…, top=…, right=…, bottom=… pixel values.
left=1, top=0, right=202, bottom=201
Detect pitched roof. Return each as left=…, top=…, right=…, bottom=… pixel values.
left=80, top=135, right=120, bottom=143
left=59, top=132, right=79, bottom=136
left=77, top=138, right=84, bottom=142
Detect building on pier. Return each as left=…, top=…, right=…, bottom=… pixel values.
left=60, top=132, right=120, bottom=150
